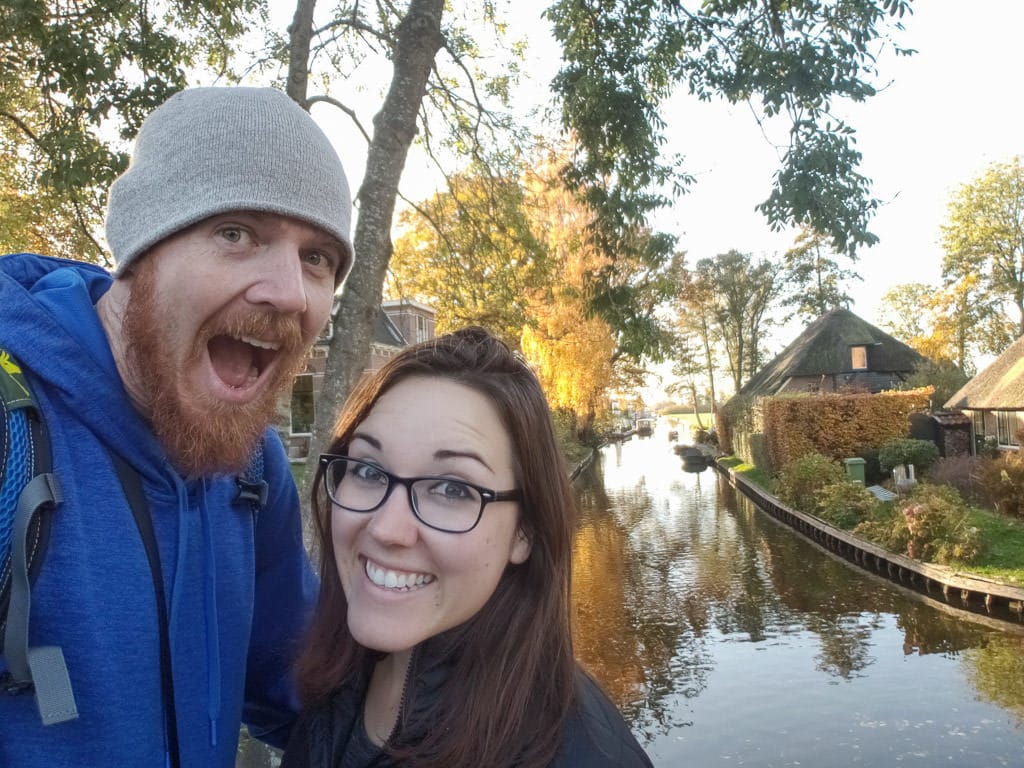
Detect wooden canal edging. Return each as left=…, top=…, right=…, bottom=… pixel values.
left=569, top=447, right=598, bottom=482
left=714, top=459, right=1024, bottom=627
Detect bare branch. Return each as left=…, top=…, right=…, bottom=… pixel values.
left=307, top=93, right=372, bottom=144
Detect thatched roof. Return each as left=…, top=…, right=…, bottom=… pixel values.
left=738, top=307, right=927, bottom=397
left=944, top=334, right=1024, bottom=410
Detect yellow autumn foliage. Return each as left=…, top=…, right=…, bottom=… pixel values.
left=519, top=151, right=616, bottom=429
left=522, top=306, right=615, bottom=422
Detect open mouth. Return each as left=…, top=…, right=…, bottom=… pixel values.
left=208, top=333, right=281, bottom=390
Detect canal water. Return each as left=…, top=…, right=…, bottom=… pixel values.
left=576, top=428, right=1024, bottom=767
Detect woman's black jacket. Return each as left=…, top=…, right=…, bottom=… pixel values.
left=281, top=652, right=653, bottom=768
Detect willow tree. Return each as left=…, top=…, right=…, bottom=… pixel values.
left=520, top=154, right=619, bottom=440
left=387, top=153, right=623, bottom=440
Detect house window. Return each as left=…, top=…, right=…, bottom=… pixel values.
left=972, top=410, right=986, bottom=444
left=416, top=314, right=428, bottom=343
left=996, top=411, right=1022, bottom=447
left=850, top=345, right=868, bottom=370
left=290, top=374, right=315, bottom=435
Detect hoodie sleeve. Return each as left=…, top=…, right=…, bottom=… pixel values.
left=242, top=431, right=319, bottom=749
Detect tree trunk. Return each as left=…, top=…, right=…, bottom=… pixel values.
left=285, top=0, right=317, bottom=105
left=297, top=0, right=446, bottom=514
left=689, top=381, right=704, bottom=430
left=699, top=314, right=717, bottom=413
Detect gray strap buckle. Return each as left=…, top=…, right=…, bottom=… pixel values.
left=3, top=472, right=78, bottom=725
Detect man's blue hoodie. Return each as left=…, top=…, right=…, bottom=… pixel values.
left=0, top=254, right=318, bottom=766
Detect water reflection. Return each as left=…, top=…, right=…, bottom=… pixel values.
left=573, top=436, right=1024, bottom=766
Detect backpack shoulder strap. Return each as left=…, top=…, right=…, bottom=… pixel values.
left=235, top=440, right=268, bottom=522
left=108, top=450, right=181, bottom=768
left=0, top=348, right=78, bottom=725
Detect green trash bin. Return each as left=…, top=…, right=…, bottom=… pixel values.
left=843, top=457, right=866, bottom=485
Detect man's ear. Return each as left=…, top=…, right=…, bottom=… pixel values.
left=509, top=527, right=532, bottom=565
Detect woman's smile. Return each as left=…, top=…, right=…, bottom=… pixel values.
left=362, top=557, right=436, bottom=591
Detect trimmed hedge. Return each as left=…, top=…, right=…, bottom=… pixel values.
left=762, top=388, right=932, bottom=471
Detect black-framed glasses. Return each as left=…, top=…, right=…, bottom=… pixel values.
left=319, top=454, right=522, bottom=534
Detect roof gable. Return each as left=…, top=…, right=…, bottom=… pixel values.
left=373, top=307, right=406, bottom=348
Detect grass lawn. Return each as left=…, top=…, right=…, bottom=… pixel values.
left=964, top=509, right=1024, bottom=585
left=717, top=455, right=1024, bottom=587
left=660, top=412, right=715, bottom=441
left=717, top=455, right=772, bottom=489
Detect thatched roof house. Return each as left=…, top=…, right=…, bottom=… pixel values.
left=945, top=334, right=1024, bottom=410
left=737, top=307, right=927, bottom=398
left=944, top=334, right=1024, bottom=451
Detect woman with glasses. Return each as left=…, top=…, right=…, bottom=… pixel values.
left=282, top=326, right=652, bottom=768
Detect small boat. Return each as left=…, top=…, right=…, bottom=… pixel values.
left=667, top=430, right=679, bottom=442
left=680, top=446, right=708, bottom=472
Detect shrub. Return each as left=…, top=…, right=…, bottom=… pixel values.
left=977, top=452, right=1024, bottom=518
left=694, top=427, right=719, bottom=447
left=926, top=455, right=987, bottom=505
left=774, top=453, right=847, bottom=512
left=815, top=481, right=881, bottom=529
left=854, top=506, right=910, bottom=553
left=877, top=438, right=940, bottom=475
left=856, top=484, right=983, bottom=565
left=856, top=446, right=884, bottom=485
left=901, top=485, right=983, bottom=564
left=977, top=436, right=1001, bottom=459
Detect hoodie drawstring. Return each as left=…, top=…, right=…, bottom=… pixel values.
left=167, top=475, right=222, bottom=748
left=199, top=480, right=222, bottom=747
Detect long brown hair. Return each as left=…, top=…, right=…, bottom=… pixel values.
left=295, top=326, right=577, bottom=767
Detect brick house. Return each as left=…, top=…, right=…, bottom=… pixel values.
left=280, top=298, right=436, bottom=459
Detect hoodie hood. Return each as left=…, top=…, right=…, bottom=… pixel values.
left=0, top=253, right=170, bottom=486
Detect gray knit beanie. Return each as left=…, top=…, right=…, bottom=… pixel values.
left=105, top=86, right=353, bottom=278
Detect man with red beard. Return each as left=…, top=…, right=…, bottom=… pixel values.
left=0, top=86, right=353, bottom=768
